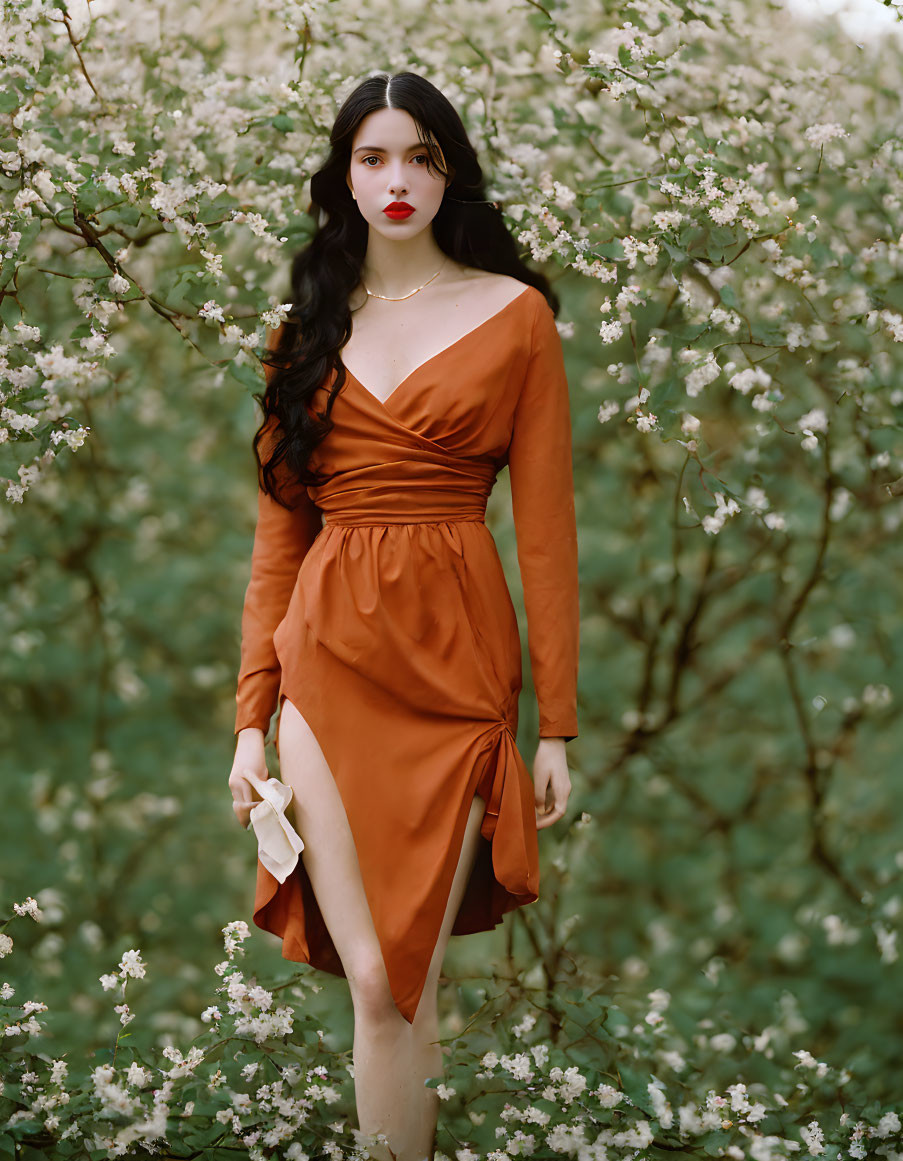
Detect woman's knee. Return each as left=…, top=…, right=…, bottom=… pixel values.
left=346, top=945, right=398, bottom=1020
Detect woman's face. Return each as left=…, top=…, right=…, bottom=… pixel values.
left=346, top=107, right=451, bottom=238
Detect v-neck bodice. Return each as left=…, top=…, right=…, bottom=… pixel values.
left=340, top=284, right=531, bottom=406
left=301, top=283, right=565, bottom=500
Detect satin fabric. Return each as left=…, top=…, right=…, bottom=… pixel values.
left=234, top=284, right=579, bottom=1024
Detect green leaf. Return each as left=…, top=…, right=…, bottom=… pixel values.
left=6, top=1123, right=42, bottom=1140
left=74, top=187, right=105, bottom=214
left=117, top=205, right=143, bottom=227
left=596, top=239, right=626, bottom=260
left=196, top=190, right=240, bottom=224
left=703, top=1130, right=737, bottom=1156
left=662, top=239, right=689, bottom=266
left=0, top=296, right=22, bottom=328
left=228, top=359, right=264, bottom=392
left=18, top=1148, right=55, bottom=1161
left=617, top=1067, right=656, bottom=1114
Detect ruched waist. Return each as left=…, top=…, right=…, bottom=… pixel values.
left=322, top=515, right=485, bottom=529
left=312, top=481, right=491, bottom=526
left=308, top=454, right=498, bottom=526
left=323, top=508, right=486, bottom=527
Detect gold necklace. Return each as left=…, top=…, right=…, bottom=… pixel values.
left=363, top=258, right=448, bottom=301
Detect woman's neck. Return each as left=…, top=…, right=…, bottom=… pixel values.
left=359, top=235, right=453, bottom=299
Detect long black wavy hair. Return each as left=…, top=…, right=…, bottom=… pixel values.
left=253, top=69, right=560, bottom=507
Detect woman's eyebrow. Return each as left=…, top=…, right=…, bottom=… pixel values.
left=352, top=144, right=426, bottom=155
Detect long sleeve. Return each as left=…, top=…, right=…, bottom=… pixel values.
left=234, top=328, right=324, bottom=735
left=506, top=294, right=580, bottom=742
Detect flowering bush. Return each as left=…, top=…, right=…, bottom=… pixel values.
left=2, top=898, right=363, bottom=1157
left=3, top=895, right=903, bottom=1158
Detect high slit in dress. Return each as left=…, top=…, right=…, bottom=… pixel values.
left=234, top=283, right=579, bottom=1024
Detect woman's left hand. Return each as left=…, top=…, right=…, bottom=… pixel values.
left=533, top=738, right=571, bottom=829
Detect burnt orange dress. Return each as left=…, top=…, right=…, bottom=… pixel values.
left=234, top=283, right=579, bottom=1024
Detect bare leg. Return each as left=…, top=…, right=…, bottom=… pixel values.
left=276, top=698, right=486, bottom=1161
left=356, top=792, right=487, bottom=1161
left=401, top=792, right=487, bottom=1159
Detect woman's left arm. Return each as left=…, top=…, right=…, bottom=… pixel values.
left=506, top=292, right=580, bottom=826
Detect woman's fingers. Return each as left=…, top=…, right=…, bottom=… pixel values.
left=229, top=767, right=269, bottom=828
left=536, top=802, right=566, bottom=829
left=535, top=785, right=557, bottom=828
left=534, top=765, right=570, bottom=828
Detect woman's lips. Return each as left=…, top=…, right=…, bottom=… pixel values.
left=383, top=206, right=414, bottom=220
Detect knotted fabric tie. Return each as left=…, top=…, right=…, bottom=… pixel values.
left=239, top=771, right=304, bottom=883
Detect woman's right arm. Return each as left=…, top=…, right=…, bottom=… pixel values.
left=229, top=323, right=323, bottom=823
left=232, top=478, right=323, bottom=737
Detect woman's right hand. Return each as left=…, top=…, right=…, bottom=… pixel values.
left=229, top=727, right=268, bottom=829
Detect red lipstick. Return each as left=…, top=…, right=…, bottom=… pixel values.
left=384, top=201, right=414, bottom=220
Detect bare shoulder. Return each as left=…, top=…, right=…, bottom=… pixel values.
left=458, top=267, right=528, bottom=294
left=455, top=267, right=540, bottom=310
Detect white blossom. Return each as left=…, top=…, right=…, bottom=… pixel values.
left=685, top=353, right=721, bottom=398
left=798, top=408, right=828, bottom=432
left=597, top=399, right=619, bottom=423
left=729, top=366, right=771, bottom=396
left=199, top=300, right=226, bottom=323
left=702, top=492, right=741, bottom=535
left=801, top=1119, right=825, bottom=1155
left=804, top=123, right=847, bottom=148
left=595, top=1083, right=623, bottom=1107
left=114, top=1003, right=135, bottom=1026
left=118, top=949, right=147, bottom=979
left=635, top=411, right=658, bottom=432
left=876, top=1111, right=902, bottom=1138
left=126, top=1063, right=153, bottom=1087
left=12, top=897, right=43, bottom=921
left=648, top=1080, right=674, bottom=1128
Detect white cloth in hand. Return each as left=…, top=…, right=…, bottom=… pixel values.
left=240, top=771, right=304, bottom=883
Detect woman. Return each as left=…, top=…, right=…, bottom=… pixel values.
left=228, top=71, right=579, bottom=1161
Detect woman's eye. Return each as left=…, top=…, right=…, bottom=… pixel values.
left=361, top=155, right=430, bottom=167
